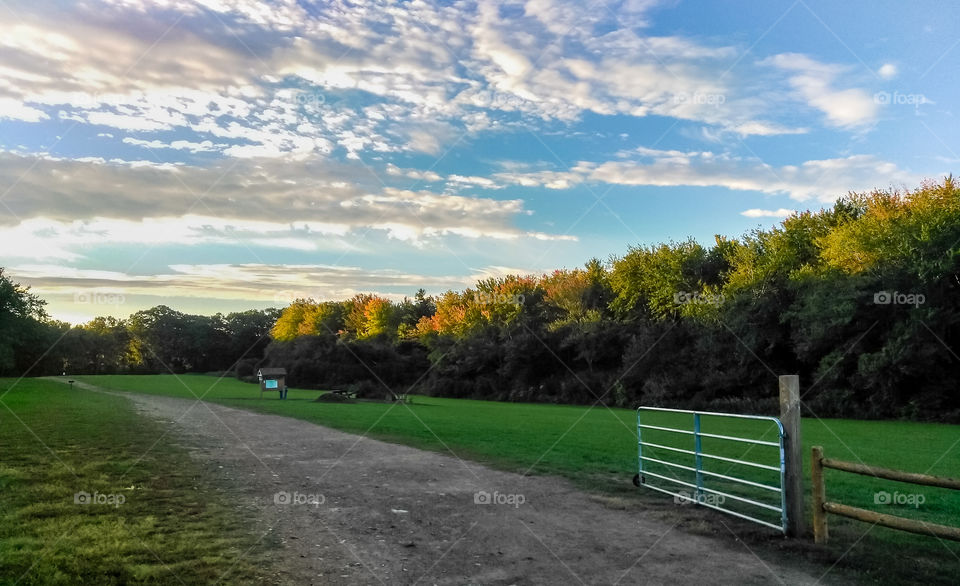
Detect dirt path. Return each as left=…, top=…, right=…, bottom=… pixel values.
left=71, top=383, right=822, bottom=585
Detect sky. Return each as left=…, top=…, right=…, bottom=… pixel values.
left=0, top=0, right=957, bottom=324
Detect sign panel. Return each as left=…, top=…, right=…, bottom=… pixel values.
left=265, top=379, right=279, bottom=389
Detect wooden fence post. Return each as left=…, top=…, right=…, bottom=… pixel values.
left=779, top=375, right=805, bottom=538
left=811, top=446, right=828, bottom=544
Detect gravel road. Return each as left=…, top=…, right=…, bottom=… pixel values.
left=77, top=384, right=821, bottom=585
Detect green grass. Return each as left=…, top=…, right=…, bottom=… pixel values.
left=0, top=379, right=274, bottom=585
left=78, top=374, right=643, bottom=482
left=76, top=374, right=960, bottom=584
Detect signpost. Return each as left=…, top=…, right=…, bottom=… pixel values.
left=258, top=368, right=287, bottom=399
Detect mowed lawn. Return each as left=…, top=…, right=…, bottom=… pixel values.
left=0, top=378, right=273, bottom=585
left=75, top=373, right=960, bottom=584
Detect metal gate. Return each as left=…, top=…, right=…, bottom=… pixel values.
left=635, top=406, right=787, bottom=533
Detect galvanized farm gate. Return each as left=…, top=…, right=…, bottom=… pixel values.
left=634, top=406, right=788, bottom=533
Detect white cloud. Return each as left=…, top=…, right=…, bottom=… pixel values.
left=493, top=167, right=589, bottom=190
left=494, top=147, right=923, bottom=202
left=0, top=16, right=253, bottom=102
left=741, top=208, right=796, bottom=218
left=731, top=122, right=808, bottom=137
left=590, top=152, right=919, bottom=201
left=453, top=1, right=805, bottom=135
left=404, top=129, right=446, bottom=156
left=10, top=261, right=546, bottom=309
left=765, top=53, right=879, bottom=128
left=0, top=152, right=573, bottom=247
left=84, top=111, right=173, bottom=131
left=0, top=0, right=861, bottom=166
left=878, top=63, right=898, bottom=79
left=447, top=174, right=503, bottom=190
left=385, top=164, right=443, bottom=183
left=0, top=97, right=48, bottom=122
left=123, top=137, right=220, bottom=152
left=0, top=215, right=352, bottom=259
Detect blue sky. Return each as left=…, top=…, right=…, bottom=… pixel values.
left=0, top=0, right=956, bottom=323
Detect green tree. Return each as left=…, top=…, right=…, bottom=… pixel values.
left=0, top=269, right=50, bottom=375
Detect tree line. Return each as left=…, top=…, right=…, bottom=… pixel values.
left=0, top=293, right=279, bottom=379
left=2, top=178, right=958, bottom=421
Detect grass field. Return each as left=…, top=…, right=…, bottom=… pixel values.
left=34, top=374, right=960, bottom=583
left=0, top=378, right=274, bottom=585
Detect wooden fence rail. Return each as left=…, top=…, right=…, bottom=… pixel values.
left=811, top=446, right=960, bottom=544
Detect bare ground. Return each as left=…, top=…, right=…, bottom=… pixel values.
left=73, top=382, right=827, bottom=585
